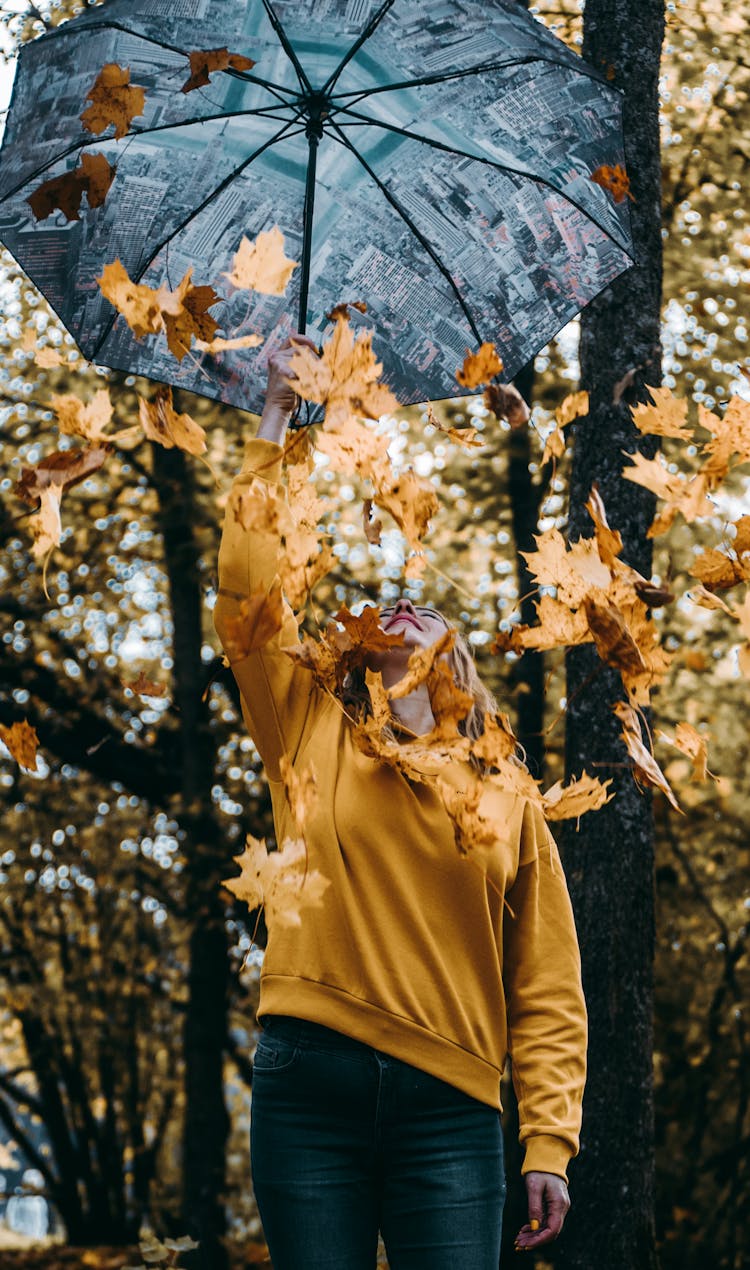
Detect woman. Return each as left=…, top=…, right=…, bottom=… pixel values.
left=214, top=336, right=588, bottom=1269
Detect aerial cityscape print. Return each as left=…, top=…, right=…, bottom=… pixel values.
left=0, top=0, right=634, bottom=412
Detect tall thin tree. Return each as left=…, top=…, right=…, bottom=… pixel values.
left=557, top=2, right=665, bottom=1268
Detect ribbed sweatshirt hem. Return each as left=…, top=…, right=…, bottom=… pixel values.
left=259, top=974, right=505, bottom=1110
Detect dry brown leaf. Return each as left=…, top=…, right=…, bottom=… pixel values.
left=621, top=451, right=714, bottom=536
left=362, top=498, right=382, bottom=545
left=81, top=64, right=146, bottom=139
left=121, top=671, right=168, bottom=699
left=583, top=593, right=647, bottom=675
left=542, top=771, right=614, bottom=821
left=288, top=315, right=398, bottom=429
left=181, top=47, right=255, bottom=93
left=585, top=485, right=623, bottom=568
left=27, top=151, right=115, bottom=222
left=326, top=300, right=368, bottom=321
left=425, top=405, right=483, bottom=448
left=278, top=755, right=318, bottom=831
left=223, top=834, right=329, bottom=929
left=223, top=226, right=298, bottom=295
left=521, top=528, right=610, bottom=608
left=656, top=722, right=710, bottom=783
left=221, top=580, right=285, bottom=661
left=483, top=382, right=531, bottom=429
left=315, top=415, right=392, bottom=479
left=98, top=261, right=221, bottom=361
left=425, top=661, right=475, bottom=742
left=386, top=629, right=455, bottom=701
left=456, top=342, right=503, bottom=390
left=15, top=444, right=109, bottom=506
left=373, top=467, right=438, bottom=552
left=51, top=388, right=113, bottom=442
left=590, top=162, right=635, bottom=203
left=436, top=773, right=500, bottom=858
left=196, top=332, right=264, bottom=353
left=470, top=712, right=519, bottom=770
left=0, top=720, right=40, bottom=771
left=35, top=346, right=66, bottom=369
left=278, top=531, right=335, bottom=612
left=139, top=387, right=207, bottom=456
left=689, top=548, right=747, bottom=591
left=614, top=701, right=681, bottom=810
left=493, top=595, right=592, bottom=654
left=687, top=584, right=733, bottom=614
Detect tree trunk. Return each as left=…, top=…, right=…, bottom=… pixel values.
left=152, top=444, right=230, bottom=1270
left=556, top=3, right=665, bottom=1269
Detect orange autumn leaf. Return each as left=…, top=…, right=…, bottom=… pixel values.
left=541, top=771, right=614, bottom=821
left=436, top=773, right=500, bottom=858
left=34, top=346, right=66, bottom=369
left=372, top=467, right=438, bottom=553
left=631, top=385, right=691, bottom=439
left=223, top=226, right=298, bottom=296
left=470, top=712, right=519, bottom=770
left=621, top=450, right=714, bottom=536
left=288, top=315, right=398, bottom=430
left=656, top=723, right=711, bottom=783
left=121, top=671, right=168, bottom=699
left=521, top=527, right=610, bottom=608
left=540, top=391, right=589, bottom=463
left=425, top=405, right=483, bottom=449
left=326, top=300, right=368, bottom=322
left=585, top=485, right=623, bottom=569
left=278, top=526, right=335, bottom=611
left=483, top=381, right=531, bottom=429
left=494, top=595, right=592, bottom=654
left=0, top=720, right=40, bottom=772
left=583, top=593, right=647, bottom=676
left=613, top=701, right=680, bottom=810
left=139, top=387, right=207, bottom=456
left=80, top=64, right=146, bottom=139
left=425, top=660, right=476, bottom=742
left=27, top=152, right=115, bottom=223
left=362, top=498, right=382, bottom=545
left=223, top=834, right=329, bottom=929
left=689, top=547, right=748, bottom=591
left=196, top=332, right=264, bottom=353
left=181, top=47, right=256, bottom=94
left=15, top=445, right=109, bottom=507
left=334, top=605, right=406, bottom=661
left=97, top=261, right=221, bottom=362
left=456, top=342, right=503, bottom=390
left=221, top=581, right=285, bottom=661
left=590, top=162, right=635, bottom=203
left=386, top=629, right=455, bottom=701
left=51, top=388, right=113, bottom=443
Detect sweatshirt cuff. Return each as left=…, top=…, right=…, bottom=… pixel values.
left=520, top=1134, right=574, bottom=1182
left=240, top=437, right=284, bottom=482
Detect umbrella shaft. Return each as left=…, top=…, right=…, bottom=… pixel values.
left=298, top=133, right=319, bottom=336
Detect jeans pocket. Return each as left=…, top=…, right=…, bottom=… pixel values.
left=253, top=1034, right=301, bottom=1074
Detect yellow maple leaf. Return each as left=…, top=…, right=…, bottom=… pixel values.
left=0, top=720, right=40, bottom=772
left=223, top=226, right=298, bottom=295
left=139, top=387, right=207, bottom=456
left=80, top=64, right=146, bottom=139
left=542, top=771, right=614, bottom=821
left=656, top=722, right=711, bottom=783
left=372, top=466, right=438, bottom=553
left=456, top=342, right=503, bottom=389
left=98, top=261, right=220, bottom=361
left=221, top=580, right=285, bottom=661
left=386, top=630, right=455, bottom=701
left=51, top=389, right=113, bottom=443
left=689, top=548, right=747, bottom=591
left=621, top=451, right=714, bottom=536
left=288, top=315, right=399, bottom=430
left=196, top=332, right=264, bottom=353
left=614, top=701, right=681, bottom=810
left=521, top=528, right=609, bottom=608
left=223, top=834, right=329, bottom=929
left=181, top=47, right=256, bottom=94
left=631, top=386, right=691, bottom=439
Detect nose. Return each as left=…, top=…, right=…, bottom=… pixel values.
left=392, top=597, right=416, bottom=615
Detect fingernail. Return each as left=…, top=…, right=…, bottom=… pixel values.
left=530, top=1219, right=540, bottom=1231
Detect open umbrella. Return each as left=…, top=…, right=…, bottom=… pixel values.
left=0, top=0, right=635, bottom=413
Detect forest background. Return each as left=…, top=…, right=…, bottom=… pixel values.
left=0, top=1, right=748, bottom=1269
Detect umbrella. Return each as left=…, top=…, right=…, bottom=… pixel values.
left=0, top=0, right=635, bottom=414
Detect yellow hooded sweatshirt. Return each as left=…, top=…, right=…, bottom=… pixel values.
left=214, top=437, right=588, bottom=1183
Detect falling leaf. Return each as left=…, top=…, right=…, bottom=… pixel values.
left=494, top=595, right=592, bottom=654
left=613, top=701, right=681, bottom=810
left=0, top=720, right=40, bottom=771
left=287, top=315, right=398, bottom=429
left=542, top=771, right=614, bottom=821
left=81, top=64, right=146, bottom=139
left=687, top=584, right=733, bottom=614
left=279, top=755, right=318, bottom=831
left=196, top=332, right=264, bottom=353
left=631, top=385, right=691, bottom=439
left=181, top=47, right=255, bottom=94
left=484, top=381, right=531, bottom=429
left=456, top=342, right=503, bottom=389
left=373, top=467, right=438, bottom=552
left=34, top=346, right=66, bottom=369
left=556, top=391, right=590, bottom=429
left=583, top=593, right=647, bottom=676
left=223, top=226, right=298, bottom=296
left=362, top=498, right=382, bottom=545
left=386, top=629, right=455, bottom=701
left=223, top=834, right=329, bottom=928
left=590, top=162, right=635, bottom=203
left=425, top=660, right=476, bottom=742
left=425, top=405, right=483, bottom=448
left=326, top=300, right=368, bottom=322
left=436, top=772, right=500, bottom=858
left=139, top=387, right=207, bottom=456
left=585, top=485, right=623, bottom=568
left=51, top=388, right=113, bottom=442
left=621, top=450, right=714, bottom=535
left=98, top=261, right=221, bottom=362
left=221, top=581, right=285, bottom=661
left=656, top=722, right=711, bottom=783
left=470, top=712, right=519, bottom=770
left=15, top=444, right=109, bottom=506
left=27, top=151, right=115, bottom=222
left=521, top=528, right=610, bottom=608
left=121, top=671, right=168, bottom=699
left=689, top=547, right=748, bottom=591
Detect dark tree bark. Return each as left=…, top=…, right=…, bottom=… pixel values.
left=151, top=444, right=230, bottom=1270
left=556, top=3, right=665, bottom=1269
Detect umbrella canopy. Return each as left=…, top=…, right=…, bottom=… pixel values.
left=0, top=0, right=635, bottom=413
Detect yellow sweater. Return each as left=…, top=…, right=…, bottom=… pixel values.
left=214, top=438, right=587, bottom=1182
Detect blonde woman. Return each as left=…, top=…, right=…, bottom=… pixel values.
left=214, top=336, right=587, bottom=1270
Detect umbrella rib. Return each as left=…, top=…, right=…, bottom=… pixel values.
left=326, top=120, right=482, bottom=346
left=32, top=18, right=299, bottom=102
left=87, top=118, right=307, bottom=364
left=335, top=107, right=635, bottom=259
left=0, top=105, right=301, bottom=205
left=260, top=0, right=312, bottom=96
left=329, top=53, right=613, bottom=108
left=320, top=0, right=396, bottom=97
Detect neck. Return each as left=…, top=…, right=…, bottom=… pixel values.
left=378, top=663, right=436, bottom=736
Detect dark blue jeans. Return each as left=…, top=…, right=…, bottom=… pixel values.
left=250, top=1016, right=505, bottom=1269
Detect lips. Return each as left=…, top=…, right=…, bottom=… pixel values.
left=384, top=613, right=422, bottom=632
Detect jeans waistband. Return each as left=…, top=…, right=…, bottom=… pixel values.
left=261, top=1015, right=382, bottom=1058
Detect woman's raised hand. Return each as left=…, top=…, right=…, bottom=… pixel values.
left=258, top=333, right=318, bottom=443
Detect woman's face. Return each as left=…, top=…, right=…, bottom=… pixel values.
left=377, top=596, right=450, bottom=655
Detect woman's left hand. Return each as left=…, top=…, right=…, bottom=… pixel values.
left=514, top=1171, right=570, bottom=1252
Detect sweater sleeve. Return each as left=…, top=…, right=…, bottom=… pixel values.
left=502, top=800, right=588, bottom=1182
left=213, top=436, right=321, bottom=781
